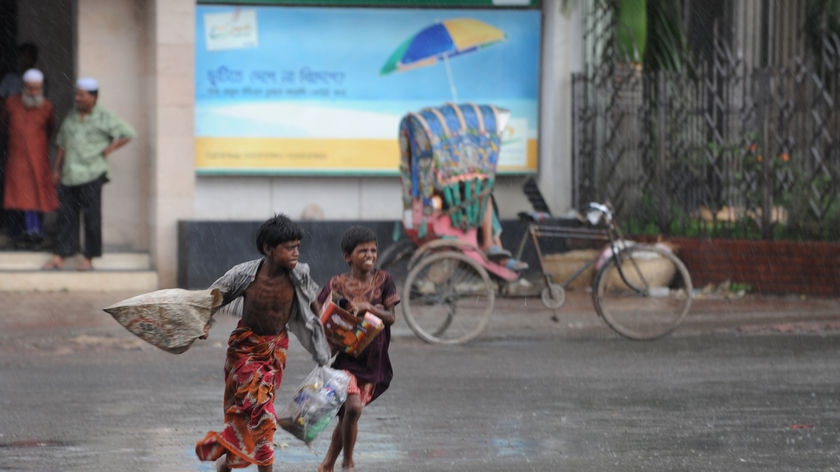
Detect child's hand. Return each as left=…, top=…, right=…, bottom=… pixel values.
left=353, top=302, right=373, bottom=316
left=343, top=301, right=364, bottom=317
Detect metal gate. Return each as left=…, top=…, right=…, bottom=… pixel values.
left=571, top=0, right=840, bottom=240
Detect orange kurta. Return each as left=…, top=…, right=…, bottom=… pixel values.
left=3, top=95, right=58, bottom=212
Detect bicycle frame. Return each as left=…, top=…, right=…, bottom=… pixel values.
left=515, top=202, right=647, bottom=294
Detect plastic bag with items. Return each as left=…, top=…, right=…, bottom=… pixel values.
left=277, top=365, right=350, bottom=445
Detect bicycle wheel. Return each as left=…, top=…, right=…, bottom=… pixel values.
left=402, top=251, right=495, bottom=344
left=540, top=282, right=566, bottom=309
left=377, top=239, right=416, bottom=288
left=593, top=244, right=692, bottom=340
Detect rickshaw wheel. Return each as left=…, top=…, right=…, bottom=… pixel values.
left=402, top=251, right=495, bottom=345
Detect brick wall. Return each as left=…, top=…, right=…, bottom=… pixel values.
left=652, top=237, right=840, bottom=296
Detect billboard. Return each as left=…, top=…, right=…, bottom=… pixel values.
left=195, top=5, right=541, bottom=175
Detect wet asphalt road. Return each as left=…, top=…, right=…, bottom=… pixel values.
left=1, top=291, right=840, bottom=471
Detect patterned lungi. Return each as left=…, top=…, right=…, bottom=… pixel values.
left=196, top=321, right=289, bottom=468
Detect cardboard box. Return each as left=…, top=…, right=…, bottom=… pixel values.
left=319, top=295, right=384, bottom=357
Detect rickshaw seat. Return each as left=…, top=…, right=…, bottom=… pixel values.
left=518, top=177, right=581, bottom=225
left=518, top=176, right=553, bottom=222
left=522, top=176, right=551, bottom=214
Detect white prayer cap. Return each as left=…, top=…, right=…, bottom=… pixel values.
left=76, top=77, right=99, bottom=92
left=22, top=68, right=44, bottom=84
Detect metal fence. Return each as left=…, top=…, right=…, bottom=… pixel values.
left=571, top=0, right=840, bottom=240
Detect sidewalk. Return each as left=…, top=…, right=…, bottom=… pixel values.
left=489, top=289, right=840, bottom=339
left=1, top=289, right=838, bottom=340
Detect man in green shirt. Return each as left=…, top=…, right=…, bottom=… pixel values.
left=42, top=77, right=135, bottom=271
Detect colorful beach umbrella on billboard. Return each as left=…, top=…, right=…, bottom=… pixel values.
left=381, top=18, right=506, bottom=101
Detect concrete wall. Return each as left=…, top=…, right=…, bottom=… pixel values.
left=146, top=0, right=196, bottom=288
left=538, top=0, right=583, bottom=216
left=77, top=0, right=150, bottom=251
left=178, top=220, right=399, bottom=289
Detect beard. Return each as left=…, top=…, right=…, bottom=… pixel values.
left=21, top=94, right=44, bottom=109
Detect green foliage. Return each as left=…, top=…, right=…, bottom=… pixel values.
left=729, top=282, right=752, bottom=293
left=607, top=0, right=694, bottom=74
left=643, top=0, right=695, bottom=75
left=616, top=0, right=647, bottom=63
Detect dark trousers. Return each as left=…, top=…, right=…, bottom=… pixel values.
left=54, top=175, right=104, bottom=259
left=4, top=211, right=24, bottom=238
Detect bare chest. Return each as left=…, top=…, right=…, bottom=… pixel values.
left=242, top=274, right=296, bottom=335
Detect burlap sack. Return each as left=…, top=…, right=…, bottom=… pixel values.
left=544, top=249, right=602, bottom=289
left=104, top=288, right=223, bottom=354
left=604, top=251, right=676, bottom=290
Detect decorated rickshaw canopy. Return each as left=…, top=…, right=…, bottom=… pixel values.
left=398, top=102, right=509, bottom=205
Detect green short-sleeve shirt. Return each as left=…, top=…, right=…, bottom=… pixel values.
left=56, top=105, right=136, bottom=186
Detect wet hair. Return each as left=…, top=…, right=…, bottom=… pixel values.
left=340, top=225, right=377, bottom=256
left=255, top=213, right=304, bottom=254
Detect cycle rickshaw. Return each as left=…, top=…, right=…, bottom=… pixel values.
left=379, top=103, right=693, bottom=344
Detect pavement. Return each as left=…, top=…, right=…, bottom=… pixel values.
left=2, top=288, right=840, bottom=472
left=1, top=287, right=839, bottom=342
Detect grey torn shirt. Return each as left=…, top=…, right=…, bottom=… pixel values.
left=209, top=258, right=331, bottom=366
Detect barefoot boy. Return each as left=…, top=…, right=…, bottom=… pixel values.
left=196, top=214, right=331, bottom=472
left=317, top=226, right=399, bottom=472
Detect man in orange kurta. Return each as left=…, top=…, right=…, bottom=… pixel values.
left=1, top=68, right=58, bottom=247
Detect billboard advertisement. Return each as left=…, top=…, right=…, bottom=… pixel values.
left=195, top=5, right=541, bottom=175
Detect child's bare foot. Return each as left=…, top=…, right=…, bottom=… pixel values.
left=340, top=463, right=355, bottom=471
left=317, top=465, right=333, bottom=472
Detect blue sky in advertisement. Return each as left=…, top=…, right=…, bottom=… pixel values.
left=195, top=5, right=541, bottom=141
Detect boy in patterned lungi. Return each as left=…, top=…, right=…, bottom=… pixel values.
left=196, top=214, right=331, bottom=472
